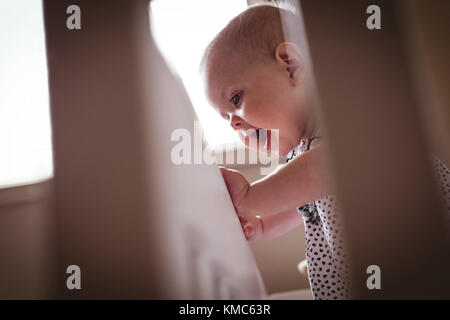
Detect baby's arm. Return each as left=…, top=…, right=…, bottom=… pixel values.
left=220, top=144, right=329, bottom=217
left=240, top=209, right=302, bottom=241
left=245, top=146, right=328, bottom=216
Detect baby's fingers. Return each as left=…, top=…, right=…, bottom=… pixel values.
left=241, top=220, right=255, bottom=240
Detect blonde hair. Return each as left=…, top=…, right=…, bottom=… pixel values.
left=200, top=3, right=301, bottom=72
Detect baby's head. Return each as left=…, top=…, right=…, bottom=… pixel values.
left=200, top=4, right=315, bottom=156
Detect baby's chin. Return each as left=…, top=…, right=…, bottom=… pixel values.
left=239, top=129, right=297, bottom=156
left=278, top=145, right=295, bottom=157
left=253, top=143, right=292, bottom=157
left=275, top=137, right=299, bottom=157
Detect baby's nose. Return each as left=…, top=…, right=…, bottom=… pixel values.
left=230, top=115, right=243, bottom=131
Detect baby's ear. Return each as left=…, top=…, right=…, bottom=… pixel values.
left=275, top=42, right=304, bottom=85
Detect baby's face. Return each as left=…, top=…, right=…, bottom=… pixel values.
left=202, top=47, right=309, bottom=156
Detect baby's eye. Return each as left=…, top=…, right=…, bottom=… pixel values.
left=230, top=91, right=243, bottom=106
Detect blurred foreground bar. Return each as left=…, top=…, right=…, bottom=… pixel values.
left=301, top=0, right=450, bottom=299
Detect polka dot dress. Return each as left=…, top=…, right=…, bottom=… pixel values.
left=433, top=156, right=450, bottom=236
left=287, top=138, right=450, bottom=300
left=303, top=195, right=351, bottom=300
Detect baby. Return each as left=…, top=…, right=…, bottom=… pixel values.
left=199, top=4, right=450, bottom=299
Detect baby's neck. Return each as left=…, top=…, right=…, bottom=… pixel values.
left=303, top=115, right=322, bottom=140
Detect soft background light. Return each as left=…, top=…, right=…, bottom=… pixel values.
left=150, top=0, right=247, bottom=149
left=0, top=1, right=52, bottom=188
left=0, top=0, right=248, bottom=189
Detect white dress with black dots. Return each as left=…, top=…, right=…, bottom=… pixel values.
left=287, top=138, right=450, bottom=300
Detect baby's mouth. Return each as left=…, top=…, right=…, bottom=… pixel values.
left=253, top=128, right=271, bottom=152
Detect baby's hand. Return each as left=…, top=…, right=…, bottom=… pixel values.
left=219, top=167, right=250, bottom=216
left=239, top=216, right=263, bottom=241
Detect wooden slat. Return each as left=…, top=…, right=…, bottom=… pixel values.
left=300, top=0, right=450, bottom=298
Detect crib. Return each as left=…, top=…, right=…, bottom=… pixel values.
left=1, top=0, right=449, bottom=299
